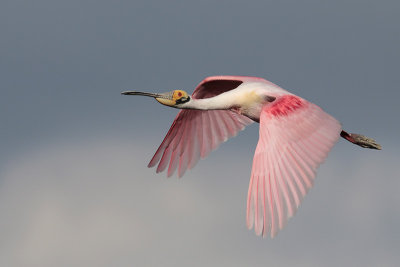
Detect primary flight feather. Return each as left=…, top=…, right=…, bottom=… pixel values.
left=122, top=75, right=381, bottom=238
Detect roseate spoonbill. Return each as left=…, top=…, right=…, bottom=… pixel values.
left=122, top=76, right=381, bottom=238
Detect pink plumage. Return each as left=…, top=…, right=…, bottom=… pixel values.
left=122, top=75, right=380, bottom=238
left=247, top=95, right=341, bottom=237
left=148, top=77, right=255, bottom=177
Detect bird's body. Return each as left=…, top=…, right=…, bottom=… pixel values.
left=122, top=75, right=380, bottom=238
left=174, top=76, right=287, bottom=121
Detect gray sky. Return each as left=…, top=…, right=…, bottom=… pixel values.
left=1, top=0, right=399, bottom=266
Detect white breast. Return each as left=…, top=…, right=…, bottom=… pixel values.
left=228, top=82, right=289, bottom=121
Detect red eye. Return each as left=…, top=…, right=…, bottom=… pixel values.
left=178, top=92, right=182, bottom=97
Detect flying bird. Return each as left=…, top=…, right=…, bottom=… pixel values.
left=122, top=76, right=381, bottom=238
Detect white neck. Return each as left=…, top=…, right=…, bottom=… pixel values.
left=180, top=95, right=234, bottom=110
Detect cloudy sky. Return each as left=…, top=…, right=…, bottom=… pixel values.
left=1, top=0, right=399, bottom=266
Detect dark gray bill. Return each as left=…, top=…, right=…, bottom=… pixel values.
left=121, top=91, right=163, bottom=98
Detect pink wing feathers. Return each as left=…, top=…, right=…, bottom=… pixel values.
left=247, top=95, right=342, bottom=238
left=148, top=76, right=257, bottom=177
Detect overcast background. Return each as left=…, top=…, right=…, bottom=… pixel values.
left=1, top=0, right=399, bottom=266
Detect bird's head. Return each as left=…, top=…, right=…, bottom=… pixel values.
left=121, top=89, right=191, bottom=108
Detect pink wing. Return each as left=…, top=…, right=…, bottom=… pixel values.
left=247, top=95, right=342, bottom=238
left=148, top=76, right=258, bottom=177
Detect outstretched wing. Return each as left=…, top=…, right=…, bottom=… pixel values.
left=148, top=76, right=260, bottom=177
left=247, top=95, right=341, bottom=238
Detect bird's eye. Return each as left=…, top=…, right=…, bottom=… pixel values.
left=173, top=90, right=186, bottom=100
left=173, top=90, right=190, bottom=105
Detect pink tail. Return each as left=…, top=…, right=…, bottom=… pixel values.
left=340, top=130, right=382, bottom=150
